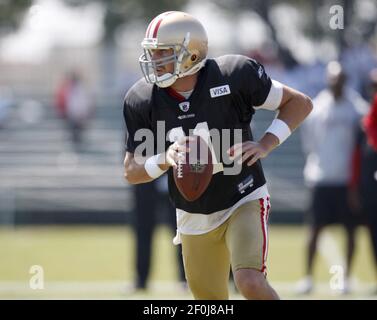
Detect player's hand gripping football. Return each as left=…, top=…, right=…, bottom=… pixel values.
left=160, top=136, right=194, bottom=170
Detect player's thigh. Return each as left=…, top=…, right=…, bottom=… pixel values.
left=180, top=228, right=230, bottom=300
left=226, top=198, right=270, bottom=274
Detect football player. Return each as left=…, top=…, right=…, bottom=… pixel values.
left=298, top=62, right=368, bottom=295
left=123, top=11, right=313, bottom=300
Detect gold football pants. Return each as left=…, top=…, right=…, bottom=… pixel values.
left=180, top=197, right=271, bottom=300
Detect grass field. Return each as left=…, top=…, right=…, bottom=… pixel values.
left=0, top=224, right=375, bottom=300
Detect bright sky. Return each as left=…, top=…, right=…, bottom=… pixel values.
left=0, top=0, right=273, bottom=64
left=0, top=0, right=105, bottom=63
left=2, top=0, right=365, bottom=65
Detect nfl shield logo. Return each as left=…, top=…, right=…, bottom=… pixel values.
left=178, top=101, right=190, bottom=112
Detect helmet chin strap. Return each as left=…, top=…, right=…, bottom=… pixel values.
left=155, top=59, right=206, bottom=88
left=155, top=73, right=178, bottom=88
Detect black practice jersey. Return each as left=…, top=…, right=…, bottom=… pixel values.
left=124, top=54, right=273, bottom=214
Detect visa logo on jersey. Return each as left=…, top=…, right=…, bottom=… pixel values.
left=209, top=85, right=231, bottom=98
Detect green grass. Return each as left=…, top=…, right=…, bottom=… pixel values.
left=0, top=225, right=375, bottom=299
left=268, top=225, right=375, bottom=283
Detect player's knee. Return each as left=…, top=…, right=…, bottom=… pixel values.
left=234, top=269, right=267, bottom=298
left=240, top=277, right=266, bottom=295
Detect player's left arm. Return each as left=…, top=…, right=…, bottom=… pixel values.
left=228, top=85, right=313, bottom=166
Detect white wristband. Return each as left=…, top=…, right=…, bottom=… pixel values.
left=265, top=119, right=291, bottom=145
left=144, top=154, right=167, bottom=179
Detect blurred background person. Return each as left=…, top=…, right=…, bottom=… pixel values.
left=54, top=71, right=94, bottom=148
left=132, top=175, right=186, bottom=291
left=352, top=69, right=377, bottom=295
left=55, top=73, right=71, bottom=119
left=298, top=61, right=368, bottom=295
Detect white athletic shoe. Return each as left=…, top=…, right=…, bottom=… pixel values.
left=340, top=278, right=352, bottom=295
left=295, top=276, right=314, bottom=295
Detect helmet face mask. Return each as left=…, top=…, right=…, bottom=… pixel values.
left=139, top=11, right=208, bottom=88
left=139, top=41, right=189, bottom=88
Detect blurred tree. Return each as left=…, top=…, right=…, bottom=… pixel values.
left=215, top=0, right=377, bottom=66
left=102, top=0, right=189, bottom=43
left=216, top=0, right=300, bottom=68
left=0, top=0, right=32, bottom=32
left=63, top=0, right=189, bottom=43
left=60, top=0, right=188, bottom=90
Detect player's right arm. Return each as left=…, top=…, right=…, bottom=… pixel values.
left=123, top=83, right=192, bottom=184
left=123, top=152, right=160, bottom=184
left=123, top=137, right=191, bottom=185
